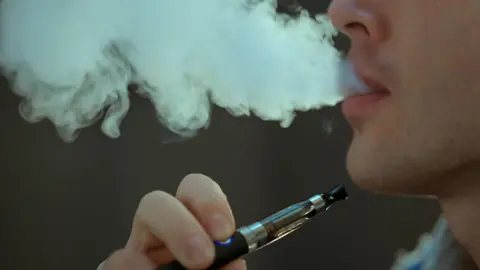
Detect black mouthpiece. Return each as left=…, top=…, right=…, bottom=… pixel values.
left=322, top=185, right=348, bottom=208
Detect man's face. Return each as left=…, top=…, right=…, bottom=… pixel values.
left=328, top=0, right=480, bottom=194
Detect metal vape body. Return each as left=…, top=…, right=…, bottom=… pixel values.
left=238, top=186, right=344, bottom=252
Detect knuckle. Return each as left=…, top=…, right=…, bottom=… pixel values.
left=136, top=190, right=175, bottom=220
left=178, top=174, right=225, bottom=198
left=181, top=173, right=213, bottom=186
left=139, top=190, right=172, bottom=208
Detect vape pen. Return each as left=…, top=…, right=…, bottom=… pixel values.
left=159, top=184, right=348, bottom=270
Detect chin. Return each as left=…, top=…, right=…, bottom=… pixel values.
left=346, top=161, right=435, bottom=197
left=345, top=135, right=439, bottom=196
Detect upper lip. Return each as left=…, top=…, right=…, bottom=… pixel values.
left=352, top=64, right=390, bottom=94
left=360, top=75, right=390, bottom=93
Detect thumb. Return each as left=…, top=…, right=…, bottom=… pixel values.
left=100, top=249, right=156, bottom=270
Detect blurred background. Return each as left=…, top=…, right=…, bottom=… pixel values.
left=0, top=0, right=441, bottom=269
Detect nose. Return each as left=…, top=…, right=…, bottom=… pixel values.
left=328, top=0, right=386, bottom=43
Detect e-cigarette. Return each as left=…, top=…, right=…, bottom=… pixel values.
left=160, top=185, right=348, bottom=270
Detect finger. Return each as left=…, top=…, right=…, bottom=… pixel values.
left=127, top=191, right=215, bottom=269
left=219, top=259, right=247, bottom=270
left=101, top=249, right=155, bottom=270
left=176, top=174, right=236, bottom=240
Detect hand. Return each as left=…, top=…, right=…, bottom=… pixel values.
left=100, top=174, right=246, bottom=270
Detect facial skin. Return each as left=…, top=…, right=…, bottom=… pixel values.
left=328, top=0, right=480, bottom=195
left=328, top=0, right=480, bottom=265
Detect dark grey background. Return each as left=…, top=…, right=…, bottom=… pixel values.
left=0, top=1, right=441, bottom=269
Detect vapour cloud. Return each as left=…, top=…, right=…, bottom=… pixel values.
left=0, top=0, right=363, bottom=142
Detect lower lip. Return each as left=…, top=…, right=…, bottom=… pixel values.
left=341, top=92, right=390, bottom=119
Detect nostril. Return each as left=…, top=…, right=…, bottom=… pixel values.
left=345, top=22, right=370, bottom=36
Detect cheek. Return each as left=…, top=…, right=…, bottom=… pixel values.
left=346, top=0, right=480, bottom=192
left=370, top=82, right=480, bottom=177
left=397, top=58, right=480, bottom=157
left=345, top=99, right=416, bottom=187
left=345, top=90, right=465, bottom=192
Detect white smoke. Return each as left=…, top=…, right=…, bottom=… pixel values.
left=0, top=0, right=364, bottom=142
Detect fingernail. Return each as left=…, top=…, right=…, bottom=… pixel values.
left=184, top=235, right=214, bottom=266
left=209, top=213, right=233, bottom=239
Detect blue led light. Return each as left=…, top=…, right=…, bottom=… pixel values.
left=215, top=237, right=233, bottom=246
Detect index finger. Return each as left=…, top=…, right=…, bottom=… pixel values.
left=176, top=174, right=236, bottom=241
